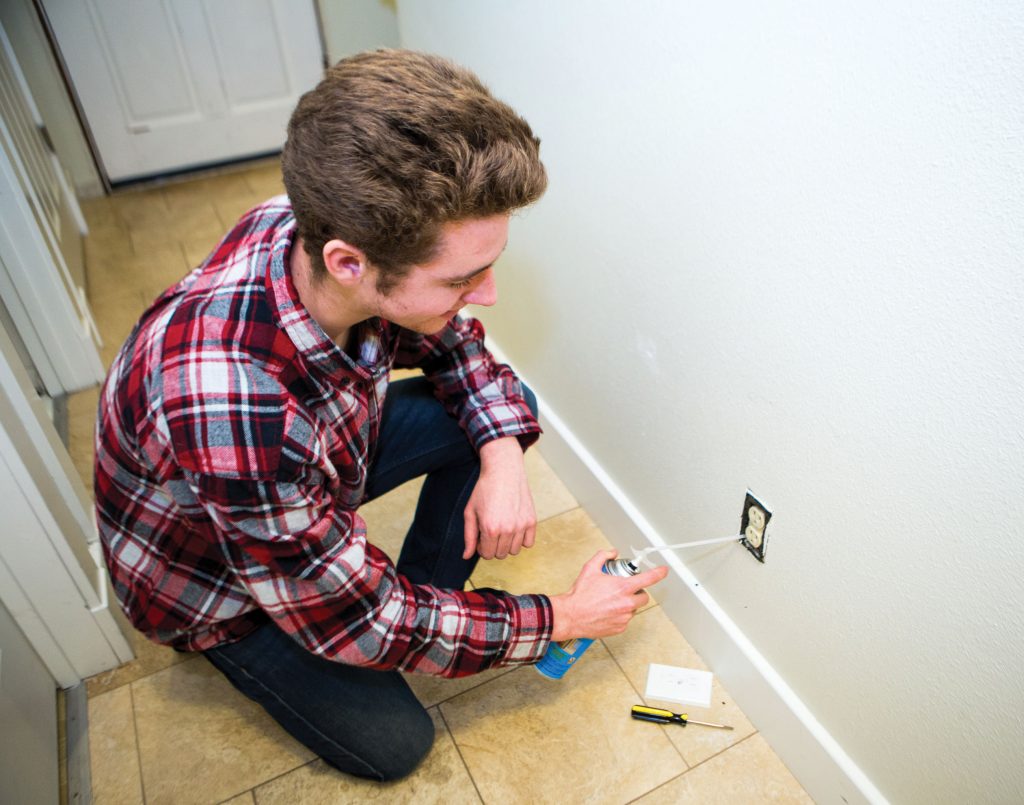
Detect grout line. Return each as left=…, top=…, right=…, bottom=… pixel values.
left=215, top=788, right=258, bottom=805
left=411, top=665, right=518, bottom=709
left=623, top=727, right=760, bottom=804
left=127, top=682, right=149, bottom=805
left=623, top=735, right=761, bottom=805
left=436, top=706, right=485, bottom=804
left=600, top=608, right=692, bottom=775
left=243, top=758, right=320, bottom=803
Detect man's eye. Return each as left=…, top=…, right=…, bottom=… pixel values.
left=450, top=279, right=472, bottom=289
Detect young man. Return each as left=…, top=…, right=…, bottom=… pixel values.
left=94, top=50, right=666, bottom=781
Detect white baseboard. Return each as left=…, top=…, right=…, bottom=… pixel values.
left=486, top=337, right=888, bottom=805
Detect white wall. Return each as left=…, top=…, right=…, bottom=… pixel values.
left=398, top=2, right=1024, bottom=803
left=318, top=0, right=399, bottom=64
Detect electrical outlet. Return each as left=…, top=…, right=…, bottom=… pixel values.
left=740, top=491, right=772, bottom=562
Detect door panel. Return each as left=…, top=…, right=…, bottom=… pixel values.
left=40, top=0, right=324, bottom=182
left=0, top=598, right=60, bottom=805
left=93, top=1, right=201, bottom=124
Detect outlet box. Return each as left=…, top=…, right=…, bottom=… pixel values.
left=740, top=490, right=772, bottom=563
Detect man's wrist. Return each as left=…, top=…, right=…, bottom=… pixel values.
left=548, top=593, right=574, bottom=642
left=478, top=436, right=524, bottom=471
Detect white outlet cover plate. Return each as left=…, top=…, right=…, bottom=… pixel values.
left=645, top=663, right=713, bottom=708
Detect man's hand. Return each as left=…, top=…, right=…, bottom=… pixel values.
left=549, top=550, right=669, bottom=642
left=463, top=437, right=537, bottom=560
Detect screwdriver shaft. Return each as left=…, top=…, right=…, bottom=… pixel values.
left=683, top=718, right=733, bottom=730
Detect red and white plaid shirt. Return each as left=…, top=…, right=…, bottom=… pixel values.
left=94, top=197, right=550, bottom=677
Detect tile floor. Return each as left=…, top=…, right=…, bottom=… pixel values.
left=70, top=160, right=812, bottom=804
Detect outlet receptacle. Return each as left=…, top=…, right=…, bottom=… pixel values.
left=740, top=491, right=772, bottom=563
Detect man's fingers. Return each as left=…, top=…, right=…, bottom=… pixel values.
left=463, top=511, right=479, bottom=560
left=508, top=527, right=530, bottom=556
left=627, top=564, right=669, bottom=591
left=632, top=590, right=651, bottom=610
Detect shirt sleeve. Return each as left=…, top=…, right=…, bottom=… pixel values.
left=174, top=401, right=552, bottom=677
left=393, top=314, right=541, bottom=451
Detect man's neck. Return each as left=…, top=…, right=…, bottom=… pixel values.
left=290, top=238, right=359, bottom=347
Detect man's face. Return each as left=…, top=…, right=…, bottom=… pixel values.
left=367, top=215, right=509, bottom=334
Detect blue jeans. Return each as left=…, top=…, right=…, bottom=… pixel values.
left=204, top=377, right=537, bottom=781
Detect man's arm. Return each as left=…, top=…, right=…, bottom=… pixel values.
left=463, top=436, right=536, bottom=559
left=394, top=315, right=542, bottom=560
left=184, top=461, right=553, bottom=676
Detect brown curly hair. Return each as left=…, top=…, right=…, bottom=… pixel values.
left=281, top=49, right=547, bottom=292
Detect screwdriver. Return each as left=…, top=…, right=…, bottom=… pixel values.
left=631, top=704, right=733, bottom=730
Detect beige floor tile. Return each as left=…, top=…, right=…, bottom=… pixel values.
left=525, top=447, right=577, bottom=523
left=160, top=182, right=235, bottom=216
left=84, top=223, right=135, bottom=263
left=87, top=685, right=144, bottom=805
left=80, top=195, right=120, bottom=228
left=219, top=793, right=255, bottom=805
left=94, top=245, right=190, bottom=303
left=636, top=733, right=812, bottom=804
left=68, top=447, right=93, bottom=500
left=214, top=194, right=266, bottom=230
left=182, top=234, right=221, bottom=269
left=110, top=189, right=171, bottom=229
left=602, top=606, right=755, bottom=765
left=144, top=250, right=194, bottom=300
left=132, top=657, right=315, bottom=805
left=163, top=172, right=256, bottom=208
left=245, top=179, right=286, bottom=203
left=470, top=507, right=612, bottom=597
left=359, top=477, right=423, bottom=564
left=402, top=663, right=516, bottom=711
left=85, top=627, right=191, bottom=699
left=253, top=709, right=480, bottom=805
left=87, top=247, right=167, bottom=298
left=243, top=162, right=285, bottom=198
left=67, top=384, right=100, bottom=433
left=66, top=385, right=99, bottom=489
left=440, top=641, right=685, bottom=804
left=89, top=287, right=149, bottom=358
left=129, top=206, right=226, bottom=254
left=86, top=248, right=150, bottom=297
left=91, top=290, right=146, bottom=332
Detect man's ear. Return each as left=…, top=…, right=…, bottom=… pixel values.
left=322, top=239, right=368, bottom=285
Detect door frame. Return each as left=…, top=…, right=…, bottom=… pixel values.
left=0, top=320, right=133, bottom=689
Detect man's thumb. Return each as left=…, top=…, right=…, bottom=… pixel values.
left=463, top=510, right=479, bottom=560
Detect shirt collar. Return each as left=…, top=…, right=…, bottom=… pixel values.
left=263, top=209, right=390, bottom=382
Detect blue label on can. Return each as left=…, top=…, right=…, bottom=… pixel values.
left=535, top=558, right=639, bottom=679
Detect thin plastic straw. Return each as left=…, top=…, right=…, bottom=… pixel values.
left=631, top=535, right=742, bottom=567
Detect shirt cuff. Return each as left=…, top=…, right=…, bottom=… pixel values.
left=465, top=402, right=542, bottom=453
left=499, top=593, right=553, bottom=665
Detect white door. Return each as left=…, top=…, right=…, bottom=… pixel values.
left=39, top=0, right=324, bottom=182
left=0, top=20, right=102, bottom=399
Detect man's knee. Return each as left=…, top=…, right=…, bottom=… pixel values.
left=379, top=709, right=435, bottom=781
left=326, top=704, right=435, bottom=783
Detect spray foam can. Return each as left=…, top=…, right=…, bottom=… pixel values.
left=535, top=557, right=640, bottom=679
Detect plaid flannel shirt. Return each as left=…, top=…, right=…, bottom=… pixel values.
left=94, top=196, right=551, bottom=677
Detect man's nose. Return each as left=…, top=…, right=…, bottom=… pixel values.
left=463, top=270, right=497, bottom=307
